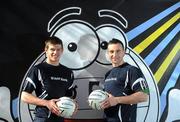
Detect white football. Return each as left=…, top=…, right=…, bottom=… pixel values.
left=88, top=89, right=108, bottom=110
left=56, top=97, right=76, bottom=118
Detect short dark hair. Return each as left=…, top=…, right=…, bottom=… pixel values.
left=108, top=38, right=124, bottom=49
left=45, top=36, right=63, bottom=49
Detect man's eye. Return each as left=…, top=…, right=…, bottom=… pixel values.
left=50, top=49, right=55, bottom=51
left=56, top=49, right=60, bottom=51
left=109, top=51, right=114, bottom=53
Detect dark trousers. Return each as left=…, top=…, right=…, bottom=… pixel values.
left=33, top=116, right=64, bottom=122
left=104, top=117, right=120, bottom=122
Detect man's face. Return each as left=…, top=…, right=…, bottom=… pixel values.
left=45, top=43, right=63, bottom=64
left=107, top=43, right=125, bottom=67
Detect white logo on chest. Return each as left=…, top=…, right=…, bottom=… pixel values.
left=105, top=77, right=117, bottom=82
left=51, top=77, right=68, bottom=82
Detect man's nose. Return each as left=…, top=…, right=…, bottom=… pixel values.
left=113, top=51, right=118, bottom=56
left=54, top=50, right=59, bottom=53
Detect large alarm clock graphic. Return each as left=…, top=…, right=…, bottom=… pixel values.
left=18, top=7, right=160, bottom=122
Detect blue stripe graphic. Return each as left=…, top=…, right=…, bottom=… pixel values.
left=144, top=23, right=180, bottom=66
left=126, top=2, right=180, bottom=41
left=12, top=98, right=18, bottom=118
left=160, top=60, right=180, bottom=116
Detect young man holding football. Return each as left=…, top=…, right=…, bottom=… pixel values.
left=21, top=36, right=77, bottom=122
left=101, top=38, right=149, bottom=122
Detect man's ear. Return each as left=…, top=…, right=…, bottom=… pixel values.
left=44, top=47, right=48, bottom=52
left=44, top=48, right=47, bottom=56
left=61, top=48, right=64, bottom=52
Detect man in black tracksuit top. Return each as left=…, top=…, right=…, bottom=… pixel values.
left=21, top=37, right=77, bottom=122
left=101, top=38, right=149, bottom=122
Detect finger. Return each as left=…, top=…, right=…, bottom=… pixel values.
left=54, top=98, right=60, bottom=102
left=52, top=108, right=61, bottom=116
left=108, top=94, right=113, bottom=97
left=101, top=100, right=110, bottom=109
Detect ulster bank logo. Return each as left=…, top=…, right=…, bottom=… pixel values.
left=18, top=7, right=160, bottom=122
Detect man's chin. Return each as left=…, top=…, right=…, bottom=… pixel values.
left=112, top=61, right=117, bottom=64
left=51, top=59, right=59, bottom=63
